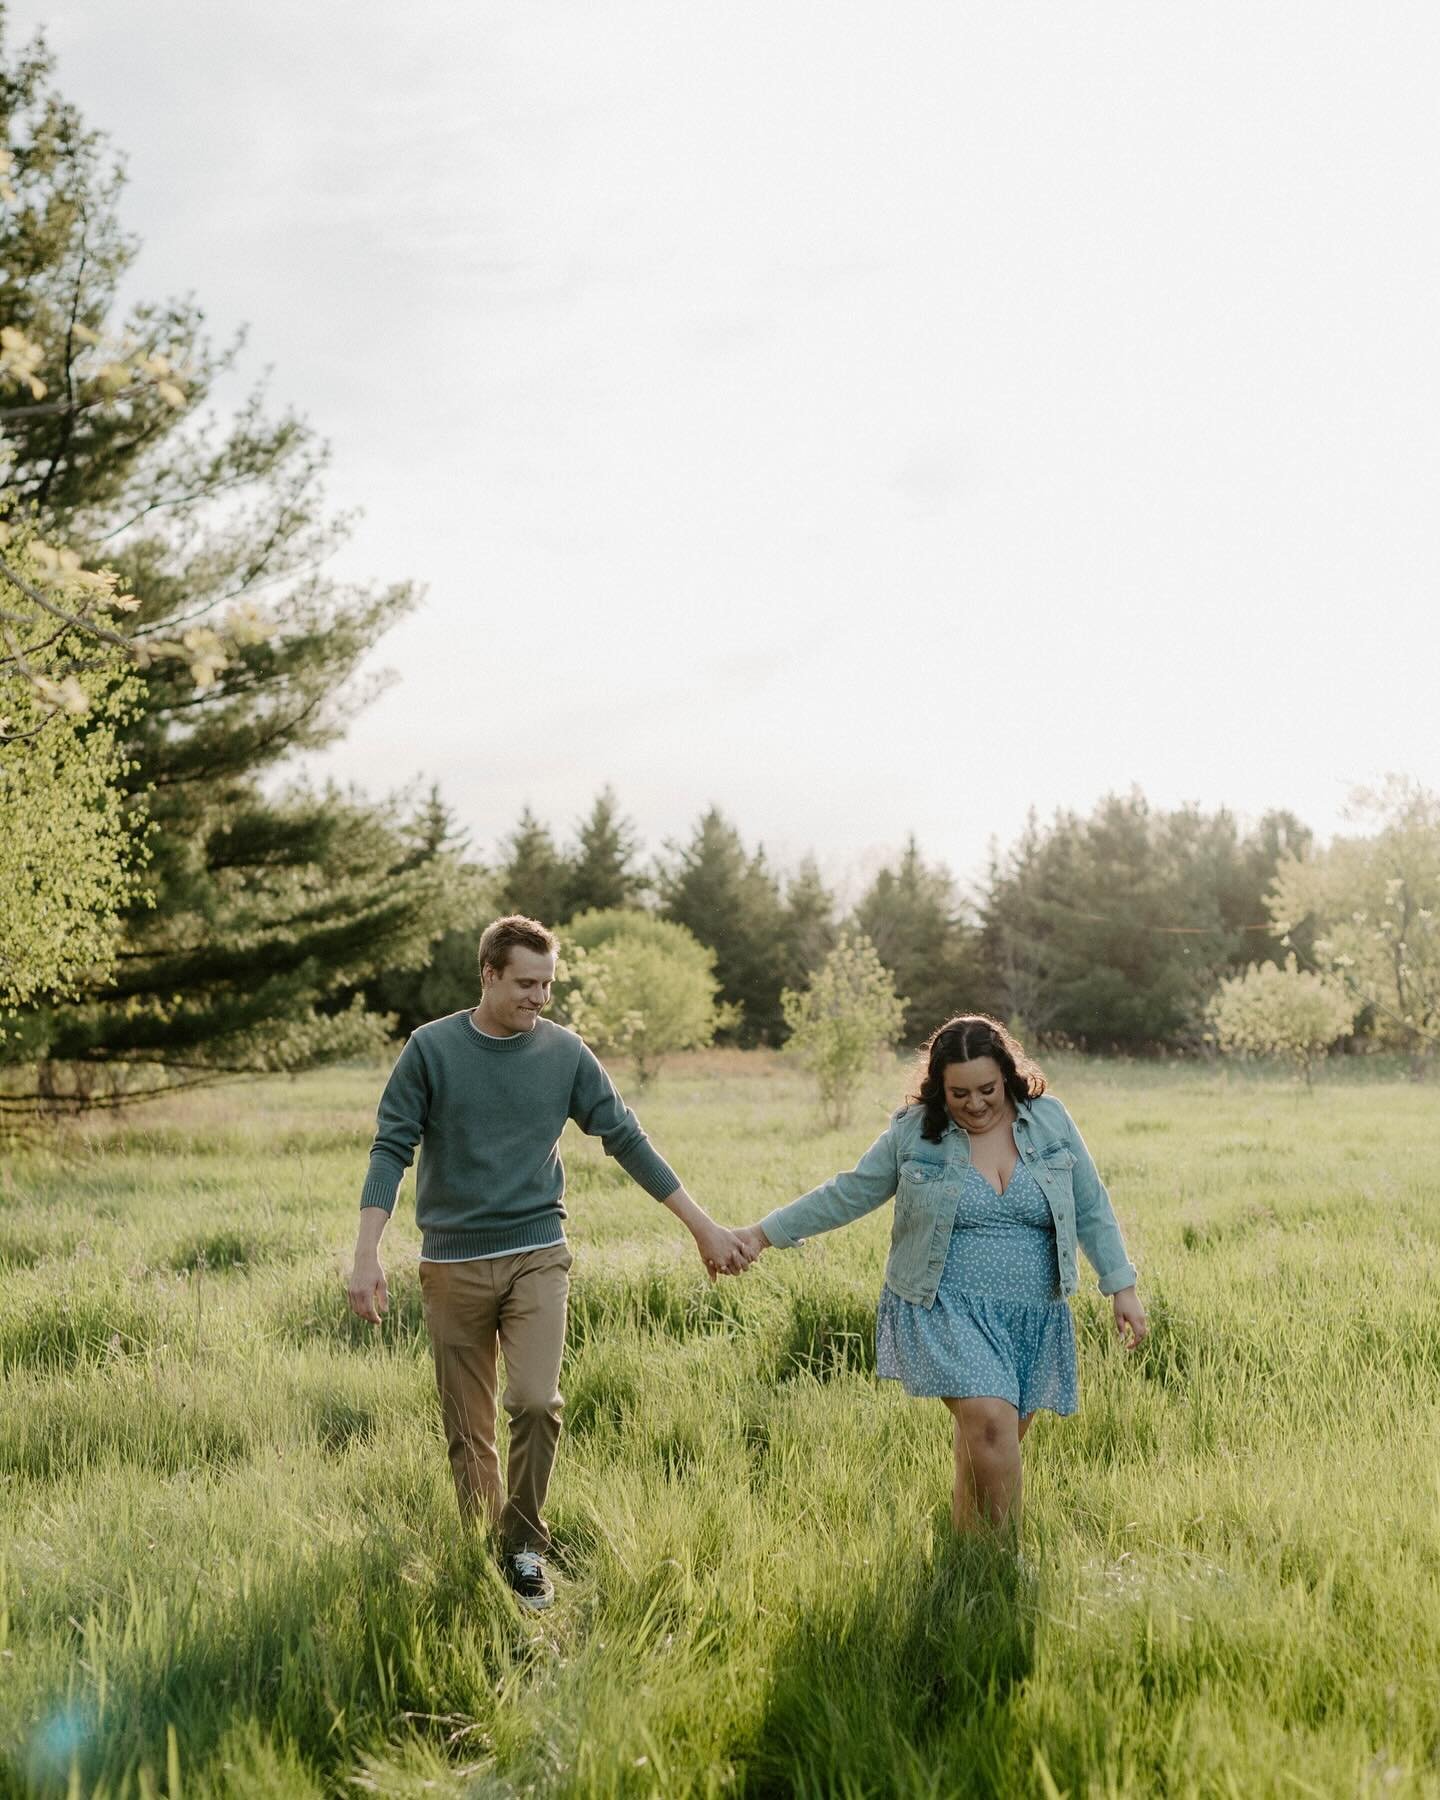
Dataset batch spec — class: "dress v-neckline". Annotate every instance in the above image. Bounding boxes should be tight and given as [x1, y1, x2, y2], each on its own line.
[971, 1159, 1020, 1201]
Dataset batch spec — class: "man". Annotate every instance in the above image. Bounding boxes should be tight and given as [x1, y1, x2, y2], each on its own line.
[347, 914, 751, 1610]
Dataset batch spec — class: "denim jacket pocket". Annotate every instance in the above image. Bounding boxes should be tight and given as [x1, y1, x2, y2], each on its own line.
[1033, 1143, 1076, 1210]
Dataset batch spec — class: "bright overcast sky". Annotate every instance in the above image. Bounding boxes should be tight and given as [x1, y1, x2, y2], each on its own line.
[19, 2, 1440, 894]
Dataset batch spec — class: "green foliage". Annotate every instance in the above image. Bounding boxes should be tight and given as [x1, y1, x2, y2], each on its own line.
[853, 833, 984, 1041]
[1269, 776, 1440, 1061]
[0, 536, 146, 1008]
[560, 909, 727, 1086]
[3, 784, 468, 1109]
[657, 806, 786, 1044]
[564, 785, 645, 915]
[983, 795, 1310, 1051]
[361, 787, 493, 1037]
[779, 853, 840, 982]
[0, 18, 454, 1109]
[3, 1058, 1439, 1796]
[493, 805, 570, 925]
[1206, 956, 1355, 1086]
[782, 931, 906, 1125]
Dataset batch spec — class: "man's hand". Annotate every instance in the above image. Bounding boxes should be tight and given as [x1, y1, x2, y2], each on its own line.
[1112, 1286, 1147, 1350]
[691, 1218, 755, 1281]
[347, 1253, 389, 1325]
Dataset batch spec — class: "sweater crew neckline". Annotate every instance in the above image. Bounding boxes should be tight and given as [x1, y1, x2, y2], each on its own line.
[463, 1012, 544, 1051]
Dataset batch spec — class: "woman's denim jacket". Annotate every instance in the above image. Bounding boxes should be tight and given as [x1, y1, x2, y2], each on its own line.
[758, 1094, 1138, 1308]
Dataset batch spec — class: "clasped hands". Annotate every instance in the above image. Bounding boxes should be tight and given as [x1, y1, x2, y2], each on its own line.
[693, 1220, 770, 1282]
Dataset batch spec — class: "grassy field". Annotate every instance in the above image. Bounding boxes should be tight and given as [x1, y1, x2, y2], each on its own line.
[1, 1050, 1438, 1798]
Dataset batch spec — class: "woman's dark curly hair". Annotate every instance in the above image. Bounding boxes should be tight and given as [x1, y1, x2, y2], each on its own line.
[907, 1013, 1047, 1143]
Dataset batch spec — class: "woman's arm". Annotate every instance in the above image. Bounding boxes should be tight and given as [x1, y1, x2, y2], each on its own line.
[1059, 1102, 1138, 1296]
[755, 1125, 901, 1249]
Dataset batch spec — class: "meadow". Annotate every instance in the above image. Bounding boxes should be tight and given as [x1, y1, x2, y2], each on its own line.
[1, 1050, 1438, 1799]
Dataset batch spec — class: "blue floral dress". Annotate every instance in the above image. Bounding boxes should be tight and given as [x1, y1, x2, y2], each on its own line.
[876, 1158, 1079, 1415]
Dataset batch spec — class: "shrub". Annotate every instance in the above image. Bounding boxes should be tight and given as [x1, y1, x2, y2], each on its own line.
[1206, 956, 1355, 1086]
[560, 910, 729, 1086]
[781, 931, 905, 1126]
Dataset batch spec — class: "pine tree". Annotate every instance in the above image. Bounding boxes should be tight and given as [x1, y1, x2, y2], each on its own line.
[853, 835, 983, 1041]
[362, 787, 492, 1038]
[657, 807, 785, 1044]
[565, 787, 643, 916]
[494, 807, 571, 925]
[0, 23, 459, 1109]
[780, 856, 839, 984]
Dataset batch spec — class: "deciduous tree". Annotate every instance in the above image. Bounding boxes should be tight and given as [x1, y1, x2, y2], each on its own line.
[1269, 777, 1440, 1064]
[559, 909, 727, 1086]
[1206, 957, 1354, 1086]
[782, 931, 905, 1126]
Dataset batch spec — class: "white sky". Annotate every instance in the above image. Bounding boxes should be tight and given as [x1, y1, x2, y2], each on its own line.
[19, 1, 1440, 896]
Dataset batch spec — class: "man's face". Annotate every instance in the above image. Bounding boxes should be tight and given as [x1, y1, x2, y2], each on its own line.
[481, 946, 557, 1033]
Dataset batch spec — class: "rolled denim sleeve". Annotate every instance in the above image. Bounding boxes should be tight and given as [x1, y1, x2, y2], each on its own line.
[1061, 1103, 1138, 1295]
[760, 1125, 900, 1249]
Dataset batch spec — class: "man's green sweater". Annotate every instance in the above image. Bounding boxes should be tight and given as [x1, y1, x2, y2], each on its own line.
[359, 1013, 680, 1260]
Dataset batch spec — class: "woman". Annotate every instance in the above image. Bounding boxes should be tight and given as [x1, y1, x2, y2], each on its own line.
[735, 1014, 1147, 1537]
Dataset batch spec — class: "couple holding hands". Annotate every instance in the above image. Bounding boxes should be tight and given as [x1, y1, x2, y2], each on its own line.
[347, 915, 1146, 1611]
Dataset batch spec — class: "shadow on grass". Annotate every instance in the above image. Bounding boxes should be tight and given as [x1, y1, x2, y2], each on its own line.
[773, 1285, 876, 1383]
[167, 1228, 294, 1273]
[14, 1531, 530, 1797]
[0, 1286, 182, 1374]
[741, 1532, 1038, 1800]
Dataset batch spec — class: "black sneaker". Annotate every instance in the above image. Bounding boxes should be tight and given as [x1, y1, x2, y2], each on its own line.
[505, 1550, 554, 1611]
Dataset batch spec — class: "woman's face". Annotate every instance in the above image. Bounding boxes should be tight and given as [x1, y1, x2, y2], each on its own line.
[941, 1055, 1010, 1132]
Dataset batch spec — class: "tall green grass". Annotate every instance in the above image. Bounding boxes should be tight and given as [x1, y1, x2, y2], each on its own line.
[1, 1054, 1437, 1796]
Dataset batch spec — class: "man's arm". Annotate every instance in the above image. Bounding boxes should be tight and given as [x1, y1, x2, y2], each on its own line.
[567, 1043, 681, 1197]
[659, 1184, 755, 1280]
[348, 1207, 390, 1324]
[348, 1038, 429, 1325]
[569, 1045, 752, 1278]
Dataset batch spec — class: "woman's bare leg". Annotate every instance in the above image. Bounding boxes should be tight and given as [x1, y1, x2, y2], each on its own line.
[945, 1396, 1024, 1536]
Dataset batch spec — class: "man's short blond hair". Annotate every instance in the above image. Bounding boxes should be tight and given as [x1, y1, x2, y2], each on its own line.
[477, 914, 559, 979]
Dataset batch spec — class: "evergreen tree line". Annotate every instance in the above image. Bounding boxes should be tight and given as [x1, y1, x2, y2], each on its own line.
[375, 787, 1317, 1055]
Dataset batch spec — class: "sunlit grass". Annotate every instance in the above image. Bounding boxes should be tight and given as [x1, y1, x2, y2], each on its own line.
[2, 1052, 1437, 1796]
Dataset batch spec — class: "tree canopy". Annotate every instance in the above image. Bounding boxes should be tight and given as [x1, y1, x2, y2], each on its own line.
[657, 807, 787, 1045]
[1269, 777, 1440, 1062]
[982, 795, 1309, 1051]
[0, 19, 459, 1110]
[854, 835, 983, 1042]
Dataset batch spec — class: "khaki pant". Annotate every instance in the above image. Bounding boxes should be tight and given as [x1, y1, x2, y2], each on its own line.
[418, 1242, 572, 1554]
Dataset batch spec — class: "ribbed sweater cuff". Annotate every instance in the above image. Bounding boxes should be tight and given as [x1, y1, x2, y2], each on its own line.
[359, 1161, 404, 1214]
[618, 1145, 682, 1202]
